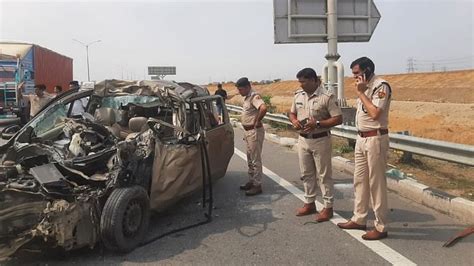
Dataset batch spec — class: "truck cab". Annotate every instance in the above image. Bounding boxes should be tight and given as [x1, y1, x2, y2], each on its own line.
[0, 68, 25, 126]
[0, 42, 74, 127]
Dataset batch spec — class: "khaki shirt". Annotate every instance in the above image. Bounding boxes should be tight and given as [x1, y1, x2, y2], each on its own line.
[290, 86, 342, 134]
[241, 89, 265, 126]
[355, 75, 392, 131]
[24, 94, 52, 117]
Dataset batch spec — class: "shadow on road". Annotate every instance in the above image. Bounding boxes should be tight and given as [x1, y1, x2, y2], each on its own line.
[388, 224, 474, 244]
[329, 208, 472, 245]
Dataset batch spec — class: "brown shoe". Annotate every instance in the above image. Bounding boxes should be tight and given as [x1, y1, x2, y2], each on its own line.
[362, 229, 388, 240]
[337, 220, 367, 230]
[239, 182, 253, 191]
[296, 202, 317, 216]
[245, 185, 262, 196]
[315, 207, 333, 222]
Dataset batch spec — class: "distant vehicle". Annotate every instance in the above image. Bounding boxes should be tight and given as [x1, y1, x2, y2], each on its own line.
[0, 42, 73, 126]
[259, 80, 273, 85]
[0, 79, 234, 258]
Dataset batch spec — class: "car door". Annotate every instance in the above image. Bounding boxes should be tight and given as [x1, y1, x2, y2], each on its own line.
[195, 96, 234, 181]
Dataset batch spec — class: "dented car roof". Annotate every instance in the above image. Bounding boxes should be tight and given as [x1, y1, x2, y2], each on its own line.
[91, 79, 210, 99]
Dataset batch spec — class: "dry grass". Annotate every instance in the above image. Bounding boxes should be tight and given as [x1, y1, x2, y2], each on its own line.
[332, 136, 474, 201]
[210, 69, 474, 103]
[209, 70, 474, 145]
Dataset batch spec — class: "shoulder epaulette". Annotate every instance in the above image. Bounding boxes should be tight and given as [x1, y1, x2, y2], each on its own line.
[372, 79, 392, 98]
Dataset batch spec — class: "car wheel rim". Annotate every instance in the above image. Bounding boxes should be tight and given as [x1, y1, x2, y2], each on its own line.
[123, 200, 142, 237]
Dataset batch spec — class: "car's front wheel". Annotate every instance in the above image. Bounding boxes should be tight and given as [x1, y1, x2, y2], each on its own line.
[100, 185, 150, 252]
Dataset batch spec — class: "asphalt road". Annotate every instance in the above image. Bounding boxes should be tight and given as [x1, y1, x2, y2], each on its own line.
[4, 128, 474, 265]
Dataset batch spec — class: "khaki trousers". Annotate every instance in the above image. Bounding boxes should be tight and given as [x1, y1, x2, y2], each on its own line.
[243, 127, 265, 185]
[297, 135, 334, 208]
[351, 134, 389, 232]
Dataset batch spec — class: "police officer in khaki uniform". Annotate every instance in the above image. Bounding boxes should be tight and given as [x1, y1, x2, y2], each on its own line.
[289, 68, 342, 222]
[236, 77, 268, 196]
[337, 57, 391, 241]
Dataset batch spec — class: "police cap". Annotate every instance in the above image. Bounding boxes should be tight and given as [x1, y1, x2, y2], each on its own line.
[235, 77, 250, 88]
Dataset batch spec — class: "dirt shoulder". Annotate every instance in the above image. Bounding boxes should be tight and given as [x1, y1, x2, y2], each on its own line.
[351, 100, 474, 145]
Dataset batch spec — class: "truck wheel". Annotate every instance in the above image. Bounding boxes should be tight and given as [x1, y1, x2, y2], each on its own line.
[100, 186, 150, 252]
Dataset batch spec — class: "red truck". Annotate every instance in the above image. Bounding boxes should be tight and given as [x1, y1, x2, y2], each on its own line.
[0, 42, 73, 125]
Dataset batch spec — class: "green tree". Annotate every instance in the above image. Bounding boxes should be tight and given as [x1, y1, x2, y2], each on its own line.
[262, 95, 276, 113]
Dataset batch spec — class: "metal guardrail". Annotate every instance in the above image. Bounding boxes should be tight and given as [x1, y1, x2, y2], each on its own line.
[226, 104, 474, 166]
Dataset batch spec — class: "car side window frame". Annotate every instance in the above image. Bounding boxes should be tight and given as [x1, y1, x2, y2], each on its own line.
[196, 97, 227, 130]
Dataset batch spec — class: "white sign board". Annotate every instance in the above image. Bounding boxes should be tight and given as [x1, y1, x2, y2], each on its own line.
[148, 66, 176, 76]
[81, 81, 95, 89]
[273, 0, 381, 43]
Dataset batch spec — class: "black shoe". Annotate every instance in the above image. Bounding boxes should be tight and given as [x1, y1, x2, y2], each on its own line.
[245, 185, 262, 196]
[240, 182, 253, 191]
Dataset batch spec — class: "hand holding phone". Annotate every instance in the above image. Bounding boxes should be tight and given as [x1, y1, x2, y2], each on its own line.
[302, 117, 317, 133]
[291, 118, 303, 129]
[299, 118, 309, 127]
[355, 69, 369, 94]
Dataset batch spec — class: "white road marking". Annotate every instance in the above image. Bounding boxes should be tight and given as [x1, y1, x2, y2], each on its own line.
[234, 148, 416, 266]
[334, 183, 355, 189]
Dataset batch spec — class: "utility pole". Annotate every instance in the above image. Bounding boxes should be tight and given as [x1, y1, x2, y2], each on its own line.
[407, 57, 415, 73]
[326, 0, 340, 98]
[72, 39, 101, 81]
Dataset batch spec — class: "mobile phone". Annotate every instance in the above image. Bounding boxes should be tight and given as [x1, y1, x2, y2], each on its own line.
[363, 67, 372, 80]
[299, 118, 309, 126]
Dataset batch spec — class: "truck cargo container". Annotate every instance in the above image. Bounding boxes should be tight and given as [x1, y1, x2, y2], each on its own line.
[0, 42, 73, 125]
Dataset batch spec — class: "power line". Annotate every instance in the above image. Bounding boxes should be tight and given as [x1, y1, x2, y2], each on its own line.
[407, 56, 473, 73]
[413, 55, 474, 63]
[414, 60, 472, 65]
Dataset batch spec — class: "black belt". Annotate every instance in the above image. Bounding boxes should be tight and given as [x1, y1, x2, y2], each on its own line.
[358, 129, 388, 138]
[299, 131, 330, 139]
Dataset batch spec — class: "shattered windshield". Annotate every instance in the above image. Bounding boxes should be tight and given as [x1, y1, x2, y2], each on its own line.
[100, 95, 161, 109]
[31, 103, 70, 136]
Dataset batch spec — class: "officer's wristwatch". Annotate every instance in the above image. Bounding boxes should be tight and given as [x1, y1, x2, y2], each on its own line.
[316, 120, 321, 128]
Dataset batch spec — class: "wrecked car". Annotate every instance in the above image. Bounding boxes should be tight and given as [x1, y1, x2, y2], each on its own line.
[0, 79, 234, 258]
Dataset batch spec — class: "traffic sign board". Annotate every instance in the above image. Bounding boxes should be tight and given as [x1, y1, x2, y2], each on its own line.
[273, 0, 381, 43]
[148, 66, 176, 76]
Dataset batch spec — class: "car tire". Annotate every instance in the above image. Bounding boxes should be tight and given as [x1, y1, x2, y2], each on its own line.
[100, 185, 150, 252]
